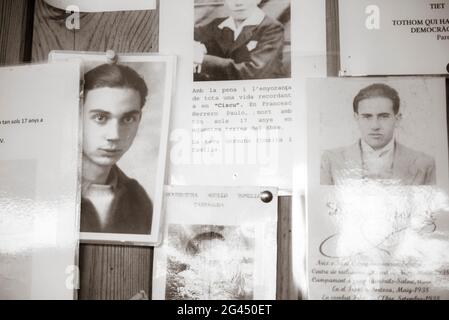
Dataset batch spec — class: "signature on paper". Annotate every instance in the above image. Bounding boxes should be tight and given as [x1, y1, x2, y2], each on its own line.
[319, 206, 437, 259]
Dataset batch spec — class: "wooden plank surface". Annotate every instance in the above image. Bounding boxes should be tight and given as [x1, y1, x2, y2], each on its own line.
[31, 0, 294, 300]
[276, 196, 295, 300]
[78, 244, 153, 300]
[32, 0, 74, 62]
[326, 0, 340, 76]
[74, 9, 158, 53]
[0, 0, 34, 65]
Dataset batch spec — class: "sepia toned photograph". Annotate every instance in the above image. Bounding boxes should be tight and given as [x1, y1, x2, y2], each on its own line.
[311, 78, 449, 187]
[193, 0, 291, 81]
[165, 224, 255, 300]
[50, 52, 175, 245]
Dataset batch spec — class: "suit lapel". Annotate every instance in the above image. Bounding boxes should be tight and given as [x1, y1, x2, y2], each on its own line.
[344, 141, 364, 179]
[216, 27, 235, 55]
[392, 142, 412, 182]
[230, 25, 257, 53]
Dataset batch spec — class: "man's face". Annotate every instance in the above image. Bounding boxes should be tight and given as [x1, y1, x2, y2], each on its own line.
[83, 87, 142, 168]
[225, 0, 262, 21]
[355, 96, 399, 150]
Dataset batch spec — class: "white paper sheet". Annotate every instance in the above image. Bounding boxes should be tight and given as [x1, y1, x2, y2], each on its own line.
[0, 62, 81, 299]
[44, 0, 156, 12]
[306, 77, 449, 300]
[153, 186, 278, 300]
[338, 0, 449, 76]
[160, 0, 326, 193]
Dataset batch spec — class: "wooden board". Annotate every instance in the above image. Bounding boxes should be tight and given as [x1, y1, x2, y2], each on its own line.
[29, 0, 296, 300]
[32, 0, 74, 62]
[0, 0, 34, 65]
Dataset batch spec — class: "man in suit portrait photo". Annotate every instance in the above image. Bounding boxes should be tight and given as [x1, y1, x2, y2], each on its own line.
[193, 0, 290, 81]
[321, 83, 436, 185]
[81, 63, 153, 234]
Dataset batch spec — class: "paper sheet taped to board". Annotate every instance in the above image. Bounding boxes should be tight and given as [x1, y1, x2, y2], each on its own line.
[0, 61, 81, 299]
[339, 0, 449, 75]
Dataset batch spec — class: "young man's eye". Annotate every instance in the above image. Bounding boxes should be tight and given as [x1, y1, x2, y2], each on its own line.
[122, 116, 137, 124]
[93, 114, 108, 123]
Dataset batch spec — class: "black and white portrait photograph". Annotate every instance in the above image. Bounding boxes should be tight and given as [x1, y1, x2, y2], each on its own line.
[50, 52, 175, 245]
[307, 78, 449, 187]
[193, 0, 291, 81]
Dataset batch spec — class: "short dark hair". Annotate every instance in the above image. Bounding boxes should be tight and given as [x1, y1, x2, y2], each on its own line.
[353, 83, 400, 115]
[84, 64, 148, 108]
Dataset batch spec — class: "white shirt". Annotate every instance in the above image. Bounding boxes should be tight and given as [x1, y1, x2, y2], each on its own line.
[218, 7, 266, 40]
[82, 168, 118, 229]
[361, 138, 395, 179]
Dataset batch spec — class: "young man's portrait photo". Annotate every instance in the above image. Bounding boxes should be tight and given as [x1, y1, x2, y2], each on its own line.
[49, 52, 174, 244]
[193, 0, 291, 82]
[81, 63, 153, 234]
[315, 79, 449, 187]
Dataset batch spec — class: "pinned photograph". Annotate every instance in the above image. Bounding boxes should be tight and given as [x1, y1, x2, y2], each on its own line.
[165, 224, 255, 300]
[306, 77, 449, 300]
[193, 0, 291, 81]
[152, 186, 278, 300]
[50, 51, 175, 245]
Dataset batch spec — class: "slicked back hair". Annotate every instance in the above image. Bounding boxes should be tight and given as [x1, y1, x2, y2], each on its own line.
[353, 83, 400, 115]
[84, 64, 148, 109]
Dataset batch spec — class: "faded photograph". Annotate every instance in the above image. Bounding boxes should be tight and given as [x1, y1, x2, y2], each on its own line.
[321, 83, 436, 186]
[165, 224, 255, 300]
[193, 0, 291, 81]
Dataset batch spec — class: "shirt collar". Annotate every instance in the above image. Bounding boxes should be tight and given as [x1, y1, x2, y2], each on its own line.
[104, 165, 119, 191]
[361, 138, 395, 156]
[218, 7, 266, 40]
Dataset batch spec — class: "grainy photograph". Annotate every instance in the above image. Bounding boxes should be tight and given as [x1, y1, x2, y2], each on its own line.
[165, 224, 255, 300]
[50, 52, 175, 244]
[312, 78, 449, 187]
[193, 0, 291, 81]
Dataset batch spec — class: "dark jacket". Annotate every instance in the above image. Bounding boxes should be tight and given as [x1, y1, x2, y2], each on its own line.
[81, 166, 153, 234]
[194, 15, 286, 81]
